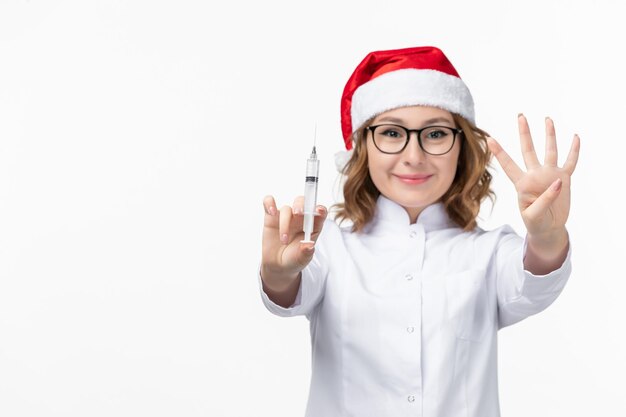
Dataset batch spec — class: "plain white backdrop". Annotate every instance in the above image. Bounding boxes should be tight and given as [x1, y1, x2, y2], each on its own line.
[0, 0, 624, 416]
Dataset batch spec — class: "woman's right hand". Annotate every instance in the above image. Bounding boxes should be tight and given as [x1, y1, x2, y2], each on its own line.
[261, 195, 328, 291]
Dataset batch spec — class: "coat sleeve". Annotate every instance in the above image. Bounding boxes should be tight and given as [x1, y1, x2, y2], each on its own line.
[257, 220, 332, 318]
[494, 227, 573, 329]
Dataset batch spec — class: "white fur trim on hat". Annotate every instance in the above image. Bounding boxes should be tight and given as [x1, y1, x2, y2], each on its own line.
[351, 68, 475, 133]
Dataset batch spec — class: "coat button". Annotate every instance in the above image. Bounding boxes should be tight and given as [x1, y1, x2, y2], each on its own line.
[409, 231, 417, 238]
[405, 274, 413, 281]
[407, 326, 414, 333]
[408, 395, 415, 402]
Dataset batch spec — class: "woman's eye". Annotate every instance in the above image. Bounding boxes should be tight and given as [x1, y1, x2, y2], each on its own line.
[382, 129, 402, 138]
[425, 129, 448, 139]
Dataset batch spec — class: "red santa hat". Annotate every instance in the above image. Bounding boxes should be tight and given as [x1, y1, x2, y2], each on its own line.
[335, 46, 475, 170]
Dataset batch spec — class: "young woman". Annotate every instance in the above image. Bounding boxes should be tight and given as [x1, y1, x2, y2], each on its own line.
[259, 46, 579, 417]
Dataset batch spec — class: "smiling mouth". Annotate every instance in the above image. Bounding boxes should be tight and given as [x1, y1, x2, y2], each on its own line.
[394, 174, 432, 184]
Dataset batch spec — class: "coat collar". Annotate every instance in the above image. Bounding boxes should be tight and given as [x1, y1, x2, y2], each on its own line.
[368, 195, 455, 234]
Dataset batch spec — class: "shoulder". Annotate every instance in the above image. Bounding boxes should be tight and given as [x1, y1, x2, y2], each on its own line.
[320, 215, 357, 237]
[316, 215, 371, 251]
[314, 217, 347, 252]
[448, 223, 522, 250]
[434, 224, 523, 270]
[319, 217, 344, 236]
[467, 224, 525, 258]
[472, 224, 519, 239]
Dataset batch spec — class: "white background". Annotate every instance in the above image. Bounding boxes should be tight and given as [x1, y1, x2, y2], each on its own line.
[0, 0, 624, 416]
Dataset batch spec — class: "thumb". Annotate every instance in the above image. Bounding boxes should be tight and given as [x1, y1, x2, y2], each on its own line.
[524, 178, 562, 220]
[295, 241, 316, 268]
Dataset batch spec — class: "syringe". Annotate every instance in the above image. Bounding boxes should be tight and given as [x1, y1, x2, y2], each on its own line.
[302, 143, 320, 243]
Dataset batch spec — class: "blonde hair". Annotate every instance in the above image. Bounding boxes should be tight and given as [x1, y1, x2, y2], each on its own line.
[333, 113, 494, 232]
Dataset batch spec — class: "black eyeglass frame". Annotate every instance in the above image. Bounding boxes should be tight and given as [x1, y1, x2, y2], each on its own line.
[366, 124, 463, 155]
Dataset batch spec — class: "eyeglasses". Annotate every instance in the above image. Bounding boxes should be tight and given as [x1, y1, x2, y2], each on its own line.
[367, 124, 462, 155]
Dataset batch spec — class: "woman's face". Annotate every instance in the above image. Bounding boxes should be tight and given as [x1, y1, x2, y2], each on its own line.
[366, 105, 461, 223]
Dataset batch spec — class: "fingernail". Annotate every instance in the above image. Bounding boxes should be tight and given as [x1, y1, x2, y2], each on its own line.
[518, 113, 524, 118]
[269, 206, 277, 216]
[304, 245, 315, 254]
[280, 233, 288, 244]
[551, 178, 562, 191]
[293, 207, 303, 215]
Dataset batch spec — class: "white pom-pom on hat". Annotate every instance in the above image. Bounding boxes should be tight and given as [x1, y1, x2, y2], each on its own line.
[334, 149, 354, 173]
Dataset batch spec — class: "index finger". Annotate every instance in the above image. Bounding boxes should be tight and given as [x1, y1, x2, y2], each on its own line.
[487, 137, 524, 184]
[263, 195, 278, 227]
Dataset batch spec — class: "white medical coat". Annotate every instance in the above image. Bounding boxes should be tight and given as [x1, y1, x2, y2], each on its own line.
[259, 195, 572, 417]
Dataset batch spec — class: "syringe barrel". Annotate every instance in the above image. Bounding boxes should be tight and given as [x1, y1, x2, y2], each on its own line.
[302, 157, 319, 241]
[303, 159, 320, 216]
[305, 158, 320, 178]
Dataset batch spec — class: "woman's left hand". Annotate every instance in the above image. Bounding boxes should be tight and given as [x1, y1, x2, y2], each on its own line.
[487, 114, 580, 239]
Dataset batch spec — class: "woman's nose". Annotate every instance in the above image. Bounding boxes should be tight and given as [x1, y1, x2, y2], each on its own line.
[402, 133, 427, 165]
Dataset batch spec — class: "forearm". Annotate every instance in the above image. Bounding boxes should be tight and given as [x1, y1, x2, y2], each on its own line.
[523, 227, 569, 275]
[260, 267, 302, 308]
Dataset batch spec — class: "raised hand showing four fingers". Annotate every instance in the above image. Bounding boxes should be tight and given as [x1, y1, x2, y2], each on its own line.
[487, 114, 580, 238]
